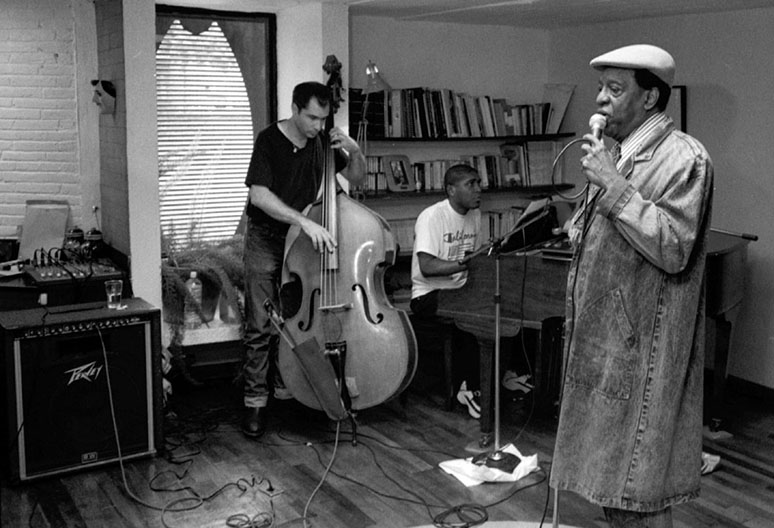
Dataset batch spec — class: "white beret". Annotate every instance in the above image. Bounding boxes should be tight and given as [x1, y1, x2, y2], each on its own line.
[590, 44, 675, 86]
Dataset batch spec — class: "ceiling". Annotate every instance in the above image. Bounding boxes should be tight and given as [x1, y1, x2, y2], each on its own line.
[338, 0, 772, 29]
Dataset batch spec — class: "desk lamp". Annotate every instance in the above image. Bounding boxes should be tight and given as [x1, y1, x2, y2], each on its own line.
[356, 61, 391, 157]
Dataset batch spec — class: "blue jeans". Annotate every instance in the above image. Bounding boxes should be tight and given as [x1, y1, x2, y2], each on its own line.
[242, 221, 285, 409]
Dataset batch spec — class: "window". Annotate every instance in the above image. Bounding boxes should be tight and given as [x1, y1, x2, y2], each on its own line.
[155, 8, 275, 250]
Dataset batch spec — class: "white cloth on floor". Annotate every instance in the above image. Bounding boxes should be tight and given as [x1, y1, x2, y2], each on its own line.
[701, 451, 720, 475]
[439, 443, 539, 487]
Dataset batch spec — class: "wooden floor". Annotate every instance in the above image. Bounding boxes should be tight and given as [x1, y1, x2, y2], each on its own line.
[2, 371, 774, 528]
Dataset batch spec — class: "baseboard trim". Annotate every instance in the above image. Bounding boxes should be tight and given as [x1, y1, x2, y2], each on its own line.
[726, 374, 774, 405]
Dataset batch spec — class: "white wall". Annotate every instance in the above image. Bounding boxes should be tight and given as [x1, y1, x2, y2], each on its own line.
[350, 16, 549, 103]
[548, 7, 774, 390]
[124, 0, 162, 307]
[276, 2, 351, 130]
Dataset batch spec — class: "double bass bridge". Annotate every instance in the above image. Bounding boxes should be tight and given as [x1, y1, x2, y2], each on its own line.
[318, 302, 352, 313]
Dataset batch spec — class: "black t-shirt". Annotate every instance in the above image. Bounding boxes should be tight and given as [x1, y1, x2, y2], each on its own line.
[244, 122, 347, 235]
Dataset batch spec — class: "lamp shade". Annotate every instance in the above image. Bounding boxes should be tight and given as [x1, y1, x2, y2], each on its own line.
[364, 60, 391, 94]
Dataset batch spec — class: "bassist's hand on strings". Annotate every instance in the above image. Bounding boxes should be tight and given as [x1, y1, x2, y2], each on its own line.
[299, 216, 336, 253]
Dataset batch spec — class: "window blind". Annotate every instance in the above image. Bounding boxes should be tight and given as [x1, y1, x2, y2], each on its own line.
[156, 20, 253, 249]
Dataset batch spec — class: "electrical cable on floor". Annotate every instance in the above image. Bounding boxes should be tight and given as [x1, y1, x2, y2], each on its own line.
[302, 419, 342, 528]
[299, 429, 447, 511]
[297, 421, 547, 527]
[275, 422, 459, 460]
[95, 328, 275, 528]
[432, 503, 488, 528]
[93, 340, 552, 528]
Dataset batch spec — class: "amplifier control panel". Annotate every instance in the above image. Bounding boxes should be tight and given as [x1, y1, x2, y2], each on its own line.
[17, 315, 145, 340]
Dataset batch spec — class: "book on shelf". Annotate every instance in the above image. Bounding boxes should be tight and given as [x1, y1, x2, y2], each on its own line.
[440, 89, 455, 137]
[478, 95, 496, 137]
[491, 98, 508, 137]
[520, 141, 561, 187]
[389, 89, 403, 137]
[452, 92, 470, 137]
[485, 207, 524, 241]
[543, 83, 575, 134]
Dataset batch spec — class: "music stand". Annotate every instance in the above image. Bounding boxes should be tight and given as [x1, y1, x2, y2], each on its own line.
[462, 208, 552, 470]
[462, 207, 574, 528]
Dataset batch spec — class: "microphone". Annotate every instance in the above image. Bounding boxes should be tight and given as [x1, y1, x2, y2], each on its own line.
[589, 113, 607, 139]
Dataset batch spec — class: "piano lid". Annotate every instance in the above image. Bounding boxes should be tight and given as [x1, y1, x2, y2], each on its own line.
[706, 228, 756, 317]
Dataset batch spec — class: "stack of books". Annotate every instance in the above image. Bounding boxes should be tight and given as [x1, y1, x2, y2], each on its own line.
[348, 84, 574, 139]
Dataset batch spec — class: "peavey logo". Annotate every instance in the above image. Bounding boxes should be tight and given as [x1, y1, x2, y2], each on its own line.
[65, 361, 104, 386]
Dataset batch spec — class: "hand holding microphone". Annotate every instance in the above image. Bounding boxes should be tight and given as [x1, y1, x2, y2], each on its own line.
[589, 113, 607, 140]
[581, 113, 619, 189]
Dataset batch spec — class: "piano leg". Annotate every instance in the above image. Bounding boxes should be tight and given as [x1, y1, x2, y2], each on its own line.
[477, 318, 565, 447]
[535, 316, 564, 416]
[706, 310, 736, 435]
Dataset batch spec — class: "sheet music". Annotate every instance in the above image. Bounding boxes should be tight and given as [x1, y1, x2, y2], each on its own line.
[514, 198, 550, 228]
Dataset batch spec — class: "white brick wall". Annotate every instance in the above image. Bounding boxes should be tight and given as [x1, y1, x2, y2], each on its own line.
[0, 0, 87, 240]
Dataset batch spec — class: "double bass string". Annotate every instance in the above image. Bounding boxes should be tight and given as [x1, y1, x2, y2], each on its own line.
[320, 140, 339, 312]
[319, 142, 328, 311]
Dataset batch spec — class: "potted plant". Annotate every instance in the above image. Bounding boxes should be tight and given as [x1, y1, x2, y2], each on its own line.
[161, 234, 244, 342]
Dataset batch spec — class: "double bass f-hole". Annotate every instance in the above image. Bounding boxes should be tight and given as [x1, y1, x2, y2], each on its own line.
[352, 283, 384, 324]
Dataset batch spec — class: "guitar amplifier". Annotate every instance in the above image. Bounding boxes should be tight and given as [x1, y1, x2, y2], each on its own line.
[0, 298, 162, 482]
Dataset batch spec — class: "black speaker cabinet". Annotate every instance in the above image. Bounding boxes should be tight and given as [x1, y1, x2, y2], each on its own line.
[0, 298, 162, 482]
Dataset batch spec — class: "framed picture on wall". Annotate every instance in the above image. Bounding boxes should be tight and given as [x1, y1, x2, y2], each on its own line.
[384, 155, 414, 192]
[668, 85, 686, 132]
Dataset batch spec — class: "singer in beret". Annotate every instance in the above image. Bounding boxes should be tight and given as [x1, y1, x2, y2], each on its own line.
[550, 45, 714, 528]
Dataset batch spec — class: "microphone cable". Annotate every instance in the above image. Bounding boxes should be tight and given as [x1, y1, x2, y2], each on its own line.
[550, 137, 591, 202]
[550, 113, 607, 202]
[536, 124, 606, 526]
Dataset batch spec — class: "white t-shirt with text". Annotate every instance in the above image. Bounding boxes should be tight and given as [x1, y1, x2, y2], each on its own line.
[411, 199, 481, 300]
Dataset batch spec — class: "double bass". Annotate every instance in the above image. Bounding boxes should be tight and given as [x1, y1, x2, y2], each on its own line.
[277, 56, 417, 417]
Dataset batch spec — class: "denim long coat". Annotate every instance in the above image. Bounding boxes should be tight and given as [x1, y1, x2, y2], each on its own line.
[550, 117, 714, 512]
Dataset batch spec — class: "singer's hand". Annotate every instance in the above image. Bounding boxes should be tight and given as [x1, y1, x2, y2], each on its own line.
[580, 133, 618, 190]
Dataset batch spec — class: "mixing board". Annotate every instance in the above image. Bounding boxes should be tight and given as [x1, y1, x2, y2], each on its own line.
[24, 259, 123, 285]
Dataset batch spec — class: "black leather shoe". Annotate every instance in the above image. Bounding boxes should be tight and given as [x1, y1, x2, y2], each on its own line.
[241, 407, 267, 438]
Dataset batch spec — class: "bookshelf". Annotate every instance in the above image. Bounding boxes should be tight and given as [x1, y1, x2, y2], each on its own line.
[349, 87, 577, 255]
[361, 133, 574, 193]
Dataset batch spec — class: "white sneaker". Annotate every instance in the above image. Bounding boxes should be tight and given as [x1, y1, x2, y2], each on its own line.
[456, 382, 481, 419]
[502, 370, 533, 394]
[701, 452, 720, 475]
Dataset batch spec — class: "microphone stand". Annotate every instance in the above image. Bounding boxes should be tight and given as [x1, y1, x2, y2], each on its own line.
[466, 209, 552, 471]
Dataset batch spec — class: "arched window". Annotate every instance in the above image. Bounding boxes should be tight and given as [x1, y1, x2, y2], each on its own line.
[155, 9, 275, 251]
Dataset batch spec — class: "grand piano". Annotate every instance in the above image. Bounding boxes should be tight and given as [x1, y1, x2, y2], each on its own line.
[438, 229, 754, 441]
